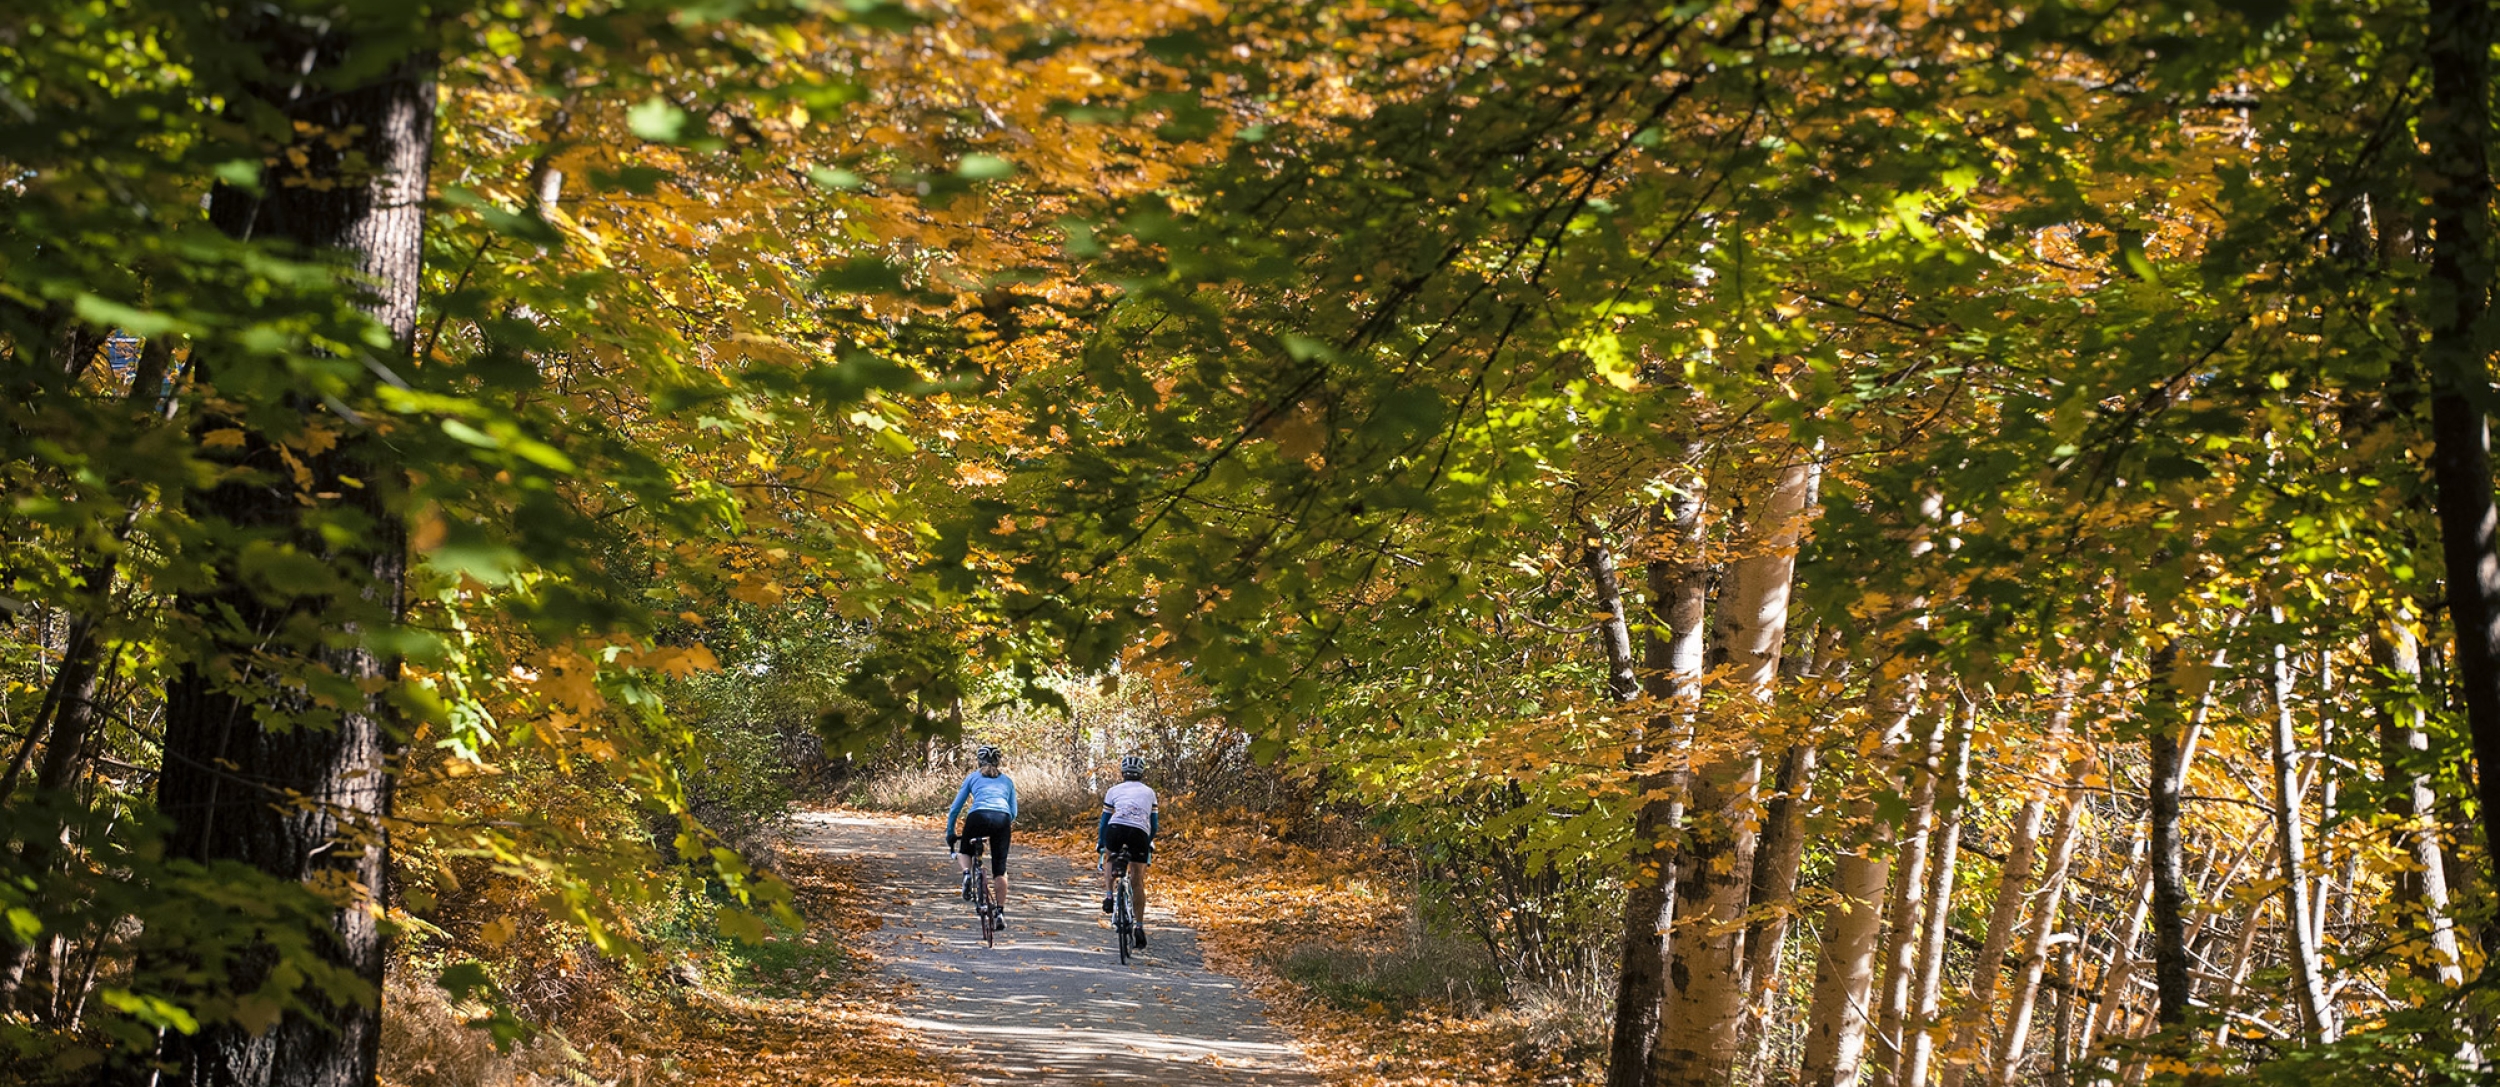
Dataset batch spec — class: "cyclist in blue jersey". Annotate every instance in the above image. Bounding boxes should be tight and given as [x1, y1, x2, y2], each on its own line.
[945, 744, 1019, 928]
[1097, 754, 1158, 949]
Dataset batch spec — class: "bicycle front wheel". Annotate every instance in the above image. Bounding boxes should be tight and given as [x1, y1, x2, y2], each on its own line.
[978, 876, 995, 947]
[1114, 885, 1131, 965]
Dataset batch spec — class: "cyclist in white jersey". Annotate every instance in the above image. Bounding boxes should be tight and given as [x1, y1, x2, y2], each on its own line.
[1097, 754, 1158, 949]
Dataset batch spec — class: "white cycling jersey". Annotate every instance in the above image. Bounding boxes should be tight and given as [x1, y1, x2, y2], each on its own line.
[1103, 780, 1157, 832]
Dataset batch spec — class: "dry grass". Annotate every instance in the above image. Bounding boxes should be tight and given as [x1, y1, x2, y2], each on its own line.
[381, 971, 621, 1087]
[1276, 939, 1501, 1017]
[1505, 976, 1615, 1071]
[847, 758, 1105, 829]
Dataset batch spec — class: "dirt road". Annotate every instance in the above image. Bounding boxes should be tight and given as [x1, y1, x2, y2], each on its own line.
[791, 810, 1317, 1085]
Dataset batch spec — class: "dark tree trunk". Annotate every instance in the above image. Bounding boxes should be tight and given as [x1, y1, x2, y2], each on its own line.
[1581, 512, 1643, 704]
[140, 11, 435, 1087]
[2422, 0, 2500, 876]
[32, 338, 178, 799]
[1741, 741, 1814, 998]
[2145, 644, 2193, 1027]
[0, 334, 177, 807]
[1606, 489, 1710, 1087]
[0, 338, 181, 1006]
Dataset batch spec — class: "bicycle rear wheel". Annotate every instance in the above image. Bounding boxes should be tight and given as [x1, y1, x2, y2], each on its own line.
[1113, 866, 1132, 965]
[978, 873, 995, 947]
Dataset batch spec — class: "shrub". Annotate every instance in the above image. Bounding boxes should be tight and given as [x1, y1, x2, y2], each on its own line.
[1273, 936, 1500, 1019]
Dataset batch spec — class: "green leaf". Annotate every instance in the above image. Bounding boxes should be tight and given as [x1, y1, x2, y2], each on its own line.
[815, 257, 908, 294]
[809, 166, 866, 191]
[437, 961, 495, 1002]
[628, 98, 690, 143]
[955, 154, 1014, 181]
[442, 420, 499, 449]
[212, 159, 264, 193]
[73, 295, 180, 338]
[100, 990, 198, 1035]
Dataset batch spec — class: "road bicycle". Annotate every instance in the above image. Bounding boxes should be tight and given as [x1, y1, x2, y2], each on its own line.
[960, 839, 998, 948]
[1104, 846, 1143, 964]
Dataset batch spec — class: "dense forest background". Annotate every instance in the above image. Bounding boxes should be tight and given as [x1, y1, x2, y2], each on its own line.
[7, 0, 2500, 1084]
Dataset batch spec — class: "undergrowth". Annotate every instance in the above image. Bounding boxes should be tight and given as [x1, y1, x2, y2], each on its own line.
[1275, 937, 1501, 1018]
[848, 756, 1105, 829]
[380, 846, 938, 1087]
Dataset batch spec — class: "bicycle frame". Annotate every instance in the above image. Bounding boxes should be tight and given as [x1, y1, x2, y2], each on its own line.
[964, 839, 996, 947]
[1107, 848, 1141, 964]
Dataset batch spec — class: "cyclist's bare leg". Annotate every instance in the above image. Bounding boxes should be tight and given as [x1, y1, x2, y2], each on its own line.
[1129, 862, 1148, 927]
[993, 872, 1010, 910]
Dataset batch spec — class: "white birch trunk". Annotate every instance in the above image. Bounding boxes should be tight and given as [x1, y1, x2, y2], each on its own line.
[2078, 836, 2150, 1063]
[1937, 686, 2074, 1087]
[2271, 632, 2338, 1042]
[1800, 491, 1939, 1087]
[1651, 455, 1816, 1087]
[1990, 765, 2091, 1087]
[2380, 622, 2468, 988]
[1903, 702, 1974, 1087]
[1800, 702, 1912, 1087]
[1872, 712, 1944, 1085]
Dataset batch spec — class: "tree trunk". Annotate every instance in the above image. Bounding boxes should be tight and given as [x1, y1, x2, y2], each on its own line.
[1990, 764, 2091, 1087]
[1902, 703, 1974, 1087]
[2138, 632, 2230, 1041]
[1582, 512, 1644, 704]
[1607, 486, 1711, 1087]
[2146, 644, 2194, 1029]
[1740, 740, 1816, 1055]
[1871, 711, 1943, 1086]
[1801, 492, 1940, 1087]
[2078, 834, 2150, 1064]
[2210, 890, 2274, 1047]
[2270, 635, 2337, 1043]
[140, 12, 434, 1087]
[1651, 455, 1815, 1087]
[2310, 651, 2342, 955]
[2422, 0, 2500, 888]
[1937, 685, 2074, 1087]
[0, 334, 179, 807]
[1800, 702, 1913, 1087]
[2048, 936, 2078, 1087]
[2376, 623, 2467, 986]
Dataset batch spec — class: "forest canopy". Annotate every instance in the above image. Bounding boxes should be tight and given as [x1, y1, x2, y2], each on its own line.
[6, 0, 2500, 1085]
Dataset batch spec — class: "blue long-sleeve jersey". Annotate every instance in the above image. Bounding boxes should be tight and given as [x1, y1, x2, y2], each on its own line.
[946, 771, 1018, 835]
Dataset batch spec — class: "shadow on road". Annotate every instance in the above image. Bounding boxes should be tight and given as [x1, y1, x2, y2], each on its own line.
[794, 811, 1317, 1086]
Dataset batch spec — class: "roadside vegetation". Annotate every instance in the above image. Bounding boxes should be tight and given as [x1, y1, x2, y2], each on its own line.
[10, 1, 2500, 1085]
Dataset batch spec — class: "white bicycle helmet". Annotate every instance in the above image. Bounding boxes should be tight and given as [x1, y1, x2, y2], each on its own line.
[1119, 754, 1145, 779]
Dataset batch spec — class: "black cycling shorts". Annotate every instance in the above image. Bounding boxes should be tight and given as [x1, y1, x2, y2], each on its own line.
[956, 810, 1012, 876]
[1101, 823, 1154, 864]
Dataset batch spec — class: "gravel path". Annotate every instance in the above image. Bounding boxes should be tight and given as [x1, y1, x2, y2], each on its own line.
[791, 810, 1317, 1085]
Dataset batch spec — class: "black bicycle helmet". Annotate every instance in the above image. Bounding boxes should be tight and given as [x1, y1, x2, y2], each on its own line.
[976, 744, 1003, 766]
[1119, 754, 1145, 779]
